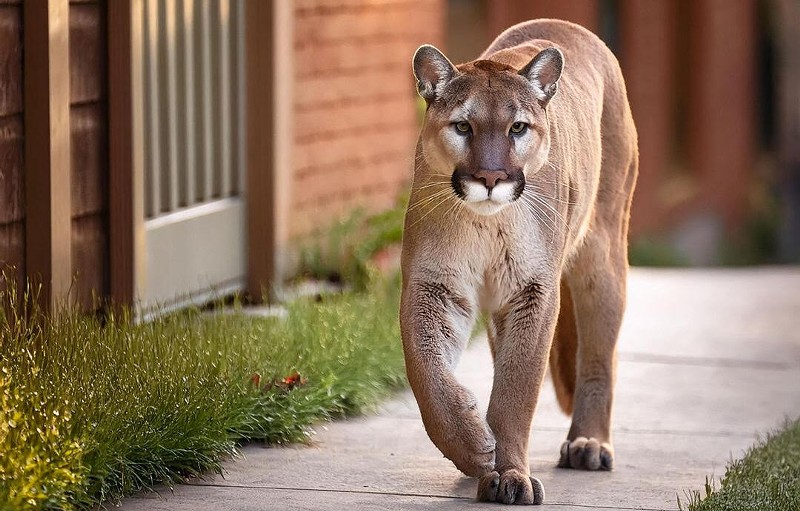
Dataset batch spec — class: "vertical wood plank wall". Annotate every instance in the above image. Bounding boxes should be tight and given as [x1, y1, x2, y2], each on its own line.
[70, 0, 109, 310]
[2, 0, 252, 310]
[268, 1, 293, 288]
[0, 0, 111, 310]
[0, 0, 25, 296]
[24, 0, 73, 311]
[108, 0, 145, 307]
[245, 0, 277, 302]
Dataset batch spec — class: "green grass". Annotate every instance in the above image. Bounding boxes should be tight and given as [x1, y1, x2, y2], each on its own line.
[0, 274, 405, 510]
[679, 418, 800, 511]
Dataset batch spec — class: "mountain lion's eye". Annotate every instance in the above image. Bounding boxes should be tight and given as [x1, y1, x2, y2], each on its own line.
[509, 122, 528, 136]
[454, 121, 472, 135]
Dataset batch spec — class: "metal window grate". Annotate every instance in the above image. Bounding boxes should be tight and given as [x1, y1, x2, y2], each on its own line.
[141, 0, 245, 219]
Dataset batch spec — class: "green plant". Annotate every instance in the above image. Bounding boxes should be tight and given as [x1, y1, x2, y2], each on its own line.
[719, 205, 781, 266]
[678, 417, 800, 511]
[297, 195, 407, 289]
[0, 367, 87, 510]
[0, 273, 405, 510]
[628, 236, 690, 267]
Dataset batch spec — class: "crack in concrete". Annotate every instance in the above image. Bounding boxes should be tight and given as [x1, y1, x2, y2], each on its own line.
[617, 351, 799, 371]
[178, 482, 669, 510]
[364, 415, 761, 438]
[530, 425, 758, 439]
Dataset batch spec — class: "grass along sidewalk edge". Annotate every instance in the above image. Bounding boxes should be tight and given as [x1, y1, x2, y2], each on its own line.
[679, 417, 800, 511]
[0, 274, 405, 510]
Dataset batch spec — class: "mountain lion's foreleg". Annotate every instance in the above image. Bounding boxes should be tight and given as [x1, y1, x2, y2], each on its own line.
[559, 232, 626, 470]
[400, 279, 496, 478]
[477, 281, 558, 505]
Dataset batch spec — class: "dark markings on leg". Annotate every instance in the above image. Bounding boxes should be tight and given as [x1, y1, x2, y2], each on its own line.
[503, 248, 514, 267]
[415, 281, 472, 318]
[509, 280, 544, 312]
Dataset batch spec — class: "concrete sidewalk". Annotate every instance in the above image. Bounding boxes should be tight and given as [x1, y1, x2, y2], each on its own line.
[119, 268, 800, 511]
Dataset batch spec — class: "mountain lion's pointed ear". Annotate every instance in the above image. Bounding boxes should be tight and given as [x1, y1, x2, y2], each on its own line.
[519, 47, 564, 107]
[413, 45, 456, 103]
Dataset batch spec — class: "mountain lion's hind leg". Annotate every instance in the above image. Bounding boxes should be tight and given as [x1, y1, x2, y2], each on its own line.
[400, 280, 496, 478]
[559, 232, 626, 471]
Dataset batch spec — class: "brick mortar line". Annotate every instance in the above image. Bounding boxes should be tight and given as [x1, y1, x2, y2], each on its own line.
[295, 33, 438, 50]
[294, 150, 409, 178]
[296, 2, 438, 18]
[295, 61, 409, 80]
[295, 124, 416, 145]
[295, 93, 414, 112]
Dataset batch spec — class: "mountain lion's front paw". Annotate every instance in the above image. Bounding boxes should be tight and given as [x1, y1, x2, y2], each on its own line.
[476, 469, 545, 505]
[557, 437, 614, 470]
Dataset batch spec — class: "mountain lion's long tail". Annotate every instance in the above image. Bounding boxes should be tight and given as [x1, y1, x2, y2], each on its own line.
[550, 280, 577, 415]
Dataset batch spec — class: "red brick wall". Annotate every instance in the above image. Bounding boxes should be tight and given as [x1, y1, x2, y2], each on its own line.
[619, 0, 676, 237]
[487, 0, 599, 37]
[290, 0, 444, 239]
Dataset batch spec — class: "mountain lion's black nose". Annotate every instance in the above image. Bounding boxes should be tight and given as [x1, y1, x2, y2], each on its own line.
[473, 169, 509, 190]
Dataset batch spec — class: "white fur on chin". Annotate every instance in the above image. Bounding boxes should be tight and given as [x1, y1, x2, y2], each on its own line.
[462, 181, 516, 216]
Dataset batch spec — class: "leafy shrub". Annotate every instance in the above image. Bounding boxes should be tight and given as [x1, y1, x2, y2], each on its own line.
[297, 197, 406, 289]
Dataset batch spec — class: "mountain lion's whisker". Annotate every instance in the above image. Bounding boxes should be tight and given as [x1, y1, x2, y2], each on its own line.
[408, 192, 457, 229]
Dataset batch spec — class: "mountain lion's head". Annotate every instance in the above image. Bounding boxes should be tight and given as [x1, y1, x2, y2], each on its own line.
[413, 45, 564, 216]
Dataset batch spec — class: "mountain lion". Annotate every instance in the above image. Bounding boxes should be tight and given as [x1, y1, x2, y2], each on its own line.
[400, 19, 638, 505]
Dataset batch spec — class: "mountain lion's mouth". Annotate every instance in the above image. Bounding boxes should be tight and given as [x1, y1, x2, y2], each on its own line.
[453, 179, 524, 210]
[462, 185, 519, 217]
[451, 168, 525, 206]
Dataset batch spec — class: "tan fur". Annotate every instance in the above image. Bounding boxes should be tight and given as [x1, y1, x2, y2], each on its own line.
[550, 280, 577, 415]
[401, 19, 637, 505]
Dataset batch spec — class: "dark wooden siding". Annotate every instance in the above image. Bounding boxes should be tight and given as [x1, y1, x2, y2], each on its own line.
[70, 0, 108, 309]
[0, 1, 109, 307]
[0, 0, 24, 294]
